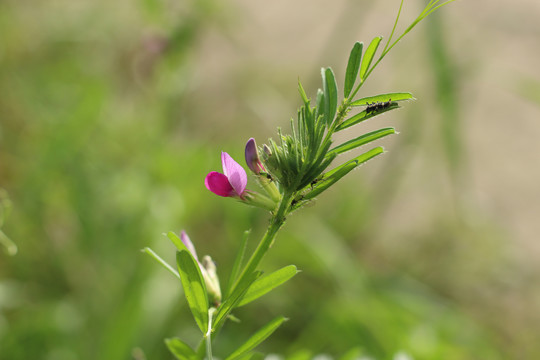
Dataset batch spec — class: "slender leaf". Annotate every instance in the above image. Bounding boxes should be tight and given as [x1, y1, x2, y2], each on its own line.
[226, 230, 250, 298]
[303, 147, 384, 200]
[236, 265, 299, 307]
[324, 146, 384, 179]
[315, 88, 325, 118]
[336, 103, 400, 131]
[176, 250, 209, 334]
[322, 67, 338, 126]
[359, 36, 382, 81]
[344, 42, 363, 98]
[165, 338, 199, 360]
[298, 80, 309, 105]
[213, 271, 262, 331]
[328, 128, 396, 157]
[350, 92, 413, 107]
[224, 316, 288, 360]
[167, 231, 190, 252]
[142, 247, 180, 280]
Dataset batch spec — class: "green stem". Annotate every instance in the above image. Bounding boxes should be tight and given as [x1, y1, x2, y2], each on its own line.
[205, 308, 216, 360]
[231, 191, 293, 293]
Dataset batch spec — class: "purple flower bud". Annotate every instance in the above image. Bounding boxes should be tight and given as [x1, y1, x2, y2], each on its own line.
[245, 138, 266, 174]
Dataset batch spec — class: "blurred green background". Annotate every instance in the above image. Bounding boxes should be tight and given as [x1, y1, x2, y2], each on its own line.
[2, 0, 540, 359]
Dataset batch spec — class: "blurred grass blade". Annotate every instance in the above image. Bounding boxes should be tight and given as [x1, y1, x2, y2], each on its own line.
[0, 231, 17, 256]
[226, 230, 250, 298]
[224, 316, 287, 360]
[322, 67, 338, 126]
[328, 128, 396, 157]
[213, 271, 262, 331]
[142, 247, 180, 280]
[339, 347, 363, 360]
[176, 250, 209, 334]
[336, 103, 400, 131]
[304, 147, 384, 200]
[236, 265, 299, 307]
[344, 42, 363, 98]
[288, 350, 313, 360]
[239, 353, 265, 360]
[350, 92, 413, 106]
[165, 338, 199, 360]
[359, 36, 382, 81]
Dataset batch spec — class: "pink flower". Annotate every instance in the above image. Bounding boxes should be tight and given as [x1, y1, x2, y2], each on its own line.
[205, 152, 248, 198]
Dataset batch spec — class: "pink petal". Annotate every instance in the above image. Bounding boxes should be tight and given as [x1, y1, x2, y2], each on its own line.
[205, 171, 236, 197]
[180, 230, 198, 261]
[221, 152, 247, 196]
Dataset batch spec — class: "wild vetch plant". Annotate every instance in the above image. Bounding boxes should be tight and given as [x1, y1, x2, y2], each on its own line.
[144, 1, 455, 358]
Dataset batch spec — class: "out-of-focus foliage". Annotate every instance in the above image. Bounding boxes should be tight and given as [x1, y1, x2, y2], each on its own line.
[1, 0, 540, 359]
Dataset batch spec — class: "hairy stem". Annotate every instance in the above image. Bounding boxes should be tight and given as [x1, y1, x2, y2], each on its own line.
[231, 191, 293, 293]
[205, 308, 216, 360]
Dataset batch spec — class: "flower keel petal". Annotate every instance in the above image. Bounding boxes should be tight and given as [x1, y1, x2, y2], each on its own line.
[205, 171, 236, 197]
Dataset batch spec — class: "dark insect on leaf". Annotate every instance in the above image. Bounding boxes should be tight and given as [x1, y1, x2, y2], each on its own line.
[365, 99, 392, 114]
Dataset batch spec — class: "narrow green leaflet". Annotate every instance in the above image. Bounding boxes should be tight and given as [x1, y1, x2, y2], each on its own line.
[225, 230, 250, 298]
[176, 250, 209, 334]
[165, 338, 199, 360]
[336, 103, 400, 131]
[315, 88, 325, 118]
[224, 316, 288, 360]
[324, 146, 384, 179]
[322, 67, 338, 126]
[350, 92, 413, 106]
[213, 271, 262, 331]
[142, 247, 181, 280]
[303, 147, 384, 200]
[344, 42, 363, 98]
[298, 80, 309, 105]
[236, 265, 299, 307]
[359, 36, 382, 81]
[327, 128, 396, 157]
[167, 231, 189, 252]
